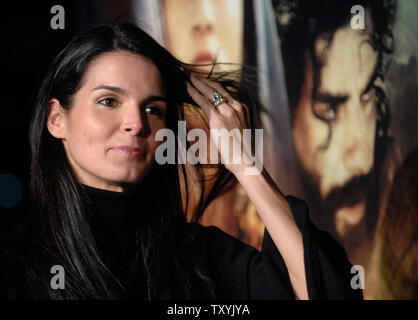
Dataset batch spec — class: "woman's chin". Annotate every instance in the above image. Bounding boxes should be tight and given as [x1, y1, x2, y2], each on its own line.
[107, 164, 150, 182]
[112, 174, 145, 186]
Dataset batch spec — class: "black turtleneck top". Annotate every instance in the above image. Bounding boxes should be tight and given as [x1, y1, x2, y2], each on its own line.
[0, 184, 363, 300]
[82, 184, 149, 299]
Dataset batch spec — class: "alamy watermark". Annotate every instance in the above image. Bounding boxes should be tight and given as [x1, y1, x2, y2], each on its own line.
[50, 5, 65, 30]
[351, 5, 365, 29]
[350, 265, 365, 290]
[50, 265, 65, 290]
[155, 121, 264, 175]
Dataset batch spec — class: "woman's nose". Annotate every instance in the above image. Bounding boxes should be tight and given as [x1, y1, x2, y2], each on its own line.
[192, 21, 214, 37]
[191, 0, 215, 38]
[121, 107, 147, 136]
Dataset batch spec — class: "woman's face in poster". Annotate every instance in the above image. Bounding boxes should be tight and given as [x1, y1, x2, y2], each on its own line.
[47, 51, 167, 192]
[162, 0, 243, 72]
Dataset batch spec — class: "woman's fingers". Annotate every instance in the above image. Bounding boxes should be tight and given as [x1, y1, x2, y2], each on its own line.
[186, 81, 217, 119]
[186, 74, 255, 171]
[189, 74, 244, 113]
[189, 74, 218, 102]
[199, 76, 243, 112]
[187, 74, 250, 129]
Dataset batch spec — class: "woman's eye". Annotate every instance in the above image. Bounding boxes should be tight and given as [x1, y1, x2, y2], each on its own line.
[145, 105, 164, 117]
[98, 97, 119, 108]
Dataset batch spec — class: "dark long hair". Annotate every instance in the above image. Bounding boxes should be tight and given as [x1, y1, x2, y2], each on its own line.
[26, 22, 262, 299]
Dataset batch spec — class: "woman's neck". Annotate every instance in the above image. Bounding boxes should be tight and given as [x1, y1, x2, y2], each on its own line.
[80, 183, 148, 247]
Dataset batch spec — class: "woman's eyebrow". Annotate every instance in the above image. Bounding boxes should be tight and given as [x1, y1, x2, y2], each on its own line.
[92, 85, 166, 103]
[92, 86, 166, 100]
[92, 85, 128, 96]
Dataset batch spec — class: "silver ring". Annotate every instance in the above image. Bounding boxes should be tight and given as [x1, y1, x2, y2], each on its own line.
[211, 92, 227, 107]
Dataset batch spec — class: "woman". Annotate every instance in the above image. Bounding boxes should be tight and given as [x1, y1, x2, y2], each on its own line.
[0, 22, 361, 300]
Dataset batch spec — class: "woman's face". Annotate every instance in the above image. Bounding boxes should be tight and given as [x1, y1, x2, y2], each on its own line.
[48, 51, 168, 192]
[162, 0, 243, 73]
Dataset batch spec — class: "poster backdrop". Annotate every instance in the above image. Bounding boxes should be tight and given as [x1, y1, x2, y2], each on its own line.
[134, 0, 417, 300]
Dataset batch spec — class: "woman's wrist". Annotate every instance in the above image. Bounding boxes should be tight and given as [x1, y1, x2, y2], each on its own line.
[225, 163, 263, 179]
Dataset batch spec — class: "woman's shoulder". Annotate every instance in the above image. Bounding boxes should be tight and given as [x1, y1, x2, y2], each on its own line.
[181, 194, 312, 247]
[183, 221, 248, 243]
[182, 221, 260, 259]
[181, 222, 287, 299]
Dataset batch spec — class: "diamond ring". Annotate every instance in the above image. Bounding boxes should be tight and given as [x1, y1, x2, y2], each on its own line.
[211, 92, 227, 107]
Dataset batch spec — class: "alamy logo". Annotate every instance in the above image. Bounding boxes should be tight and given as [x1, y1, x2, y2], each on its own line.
[350, 265, 365, 289]
[50, 265, 65, 290]
[50, 5, 65, 30]
[351, 5, 365, 29]
[155, 121, 264, 175]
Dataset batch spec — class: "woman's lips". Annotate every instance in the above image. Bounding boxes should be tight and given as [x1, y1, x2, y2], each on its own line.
[192, 51, 214, 65]
[112, 146, 144, 159]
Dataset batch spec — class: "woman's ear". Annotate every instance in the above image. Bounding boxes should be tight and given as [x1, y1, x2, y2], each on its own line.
[47, 98, 67, 139]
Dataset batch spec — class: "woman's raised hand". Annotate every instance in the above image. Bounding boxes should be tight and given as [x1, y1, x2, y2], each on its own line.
[186, 74, 260, 176]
